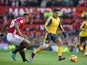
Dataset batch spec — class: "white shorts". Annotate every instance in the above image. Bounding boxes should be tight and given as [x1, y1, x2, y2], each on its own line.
[7, 33, 24, 46]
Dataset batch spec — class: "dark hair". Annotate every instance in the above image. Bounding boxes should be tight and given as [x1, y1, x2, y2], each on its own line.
[23, 12, 29, 17]
[53, 8, 60, 12]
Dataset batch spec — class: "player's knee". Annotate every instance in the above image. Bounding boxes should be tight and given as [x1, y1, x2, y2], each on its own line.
[58, 42, 63, 46]
[41, 44, 49, 49]
[85, 41, 87, 45]
[57, 41, 62, 46]
[23, 39, 30, 47]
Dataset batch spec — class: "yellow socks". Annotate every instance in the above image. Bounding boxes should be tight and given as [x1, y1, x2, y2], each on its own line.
[33, 47, 42, 54]
[79, 44, 84, 52]
[33, 45, 62, 56]
[58, 46, 62, 56]
[85, 45, 87, 53]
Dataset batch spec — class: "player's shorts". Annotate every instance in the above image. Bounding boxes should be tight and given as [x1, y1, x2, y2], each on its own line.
[44, 32, 58, 43]
[7, 33, 24, 46]
[80, 36, 87, 43]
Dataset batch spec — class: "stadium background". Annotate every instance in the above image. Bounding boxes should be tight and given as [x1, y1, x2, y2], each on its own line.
[0, 0, 87, 65]
[0, 0, 87, 51]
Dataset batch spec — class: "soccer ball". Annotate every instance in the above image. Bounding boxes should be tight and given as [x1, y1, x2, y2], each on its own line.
[69, 55, 78, 62]
[84, 53, 87, 56]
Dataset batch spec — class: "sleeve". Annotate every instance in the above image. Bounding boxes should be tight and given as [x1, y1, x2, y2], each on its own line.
[44, 17, 52, 32]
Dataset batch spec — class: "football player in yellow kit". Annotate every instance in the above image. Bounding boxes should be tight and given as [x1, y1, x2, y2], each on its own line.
[29, 8, 66, 61]
[79, 17, 87, 56]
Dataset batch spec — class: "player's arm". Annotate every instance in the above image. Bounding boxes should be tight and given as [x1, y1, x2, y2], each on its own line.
[0, 22, 9, 37]
[14, 22, 27, 38]
[44, 18, 52, 33]
[58, 23, 66, 38]
[1, 21, 9, 33]
[58, 23, 64, 32]
[14, 22, 23, 36]
[80, 22, 87, 31]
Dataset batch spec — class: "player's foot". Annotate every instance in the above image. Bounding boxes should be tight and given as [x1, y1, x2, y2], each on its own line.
[10, 52, 16, 61]
[23, 59, 31, 63]
[58, 56, 65, 61]
[84, 53, 87, 56]
[29, 52, 35, 61]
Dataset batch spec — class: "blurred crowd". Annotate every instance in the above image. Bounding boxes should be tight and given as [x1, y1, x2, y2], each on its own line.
[0, 7, 87, 43]
[0, 0, 87, 7]
[0, 0, 87, 51]
[0, 7, 85, 47]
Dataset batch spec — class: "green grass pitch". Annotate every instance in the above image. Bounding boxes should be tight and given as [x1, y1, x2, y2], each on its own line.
[0, 50, 87, 65]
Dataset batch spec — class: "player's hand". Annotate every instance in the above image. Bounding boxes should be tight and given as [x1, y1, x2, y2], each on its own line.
[21, 34, 28, 38]
[0, 33, 4, 38]
[23, 35, 28, 38]
[62, 32, 67, 38]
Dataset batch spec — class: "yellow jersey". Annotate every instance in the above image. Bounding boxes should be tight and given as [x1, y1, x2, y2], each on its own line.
[79, 20, 87, 37]
[45, 16, 64, 34]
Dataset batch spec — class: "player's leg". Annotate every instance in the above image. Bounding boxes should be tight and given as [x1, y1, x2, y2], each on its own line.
[30, 46, 42, 61]
[10, 42, 27, 61]
[79, 44, 84, 52]
[7, 33, 30, 60]
[19, 49, 28, 62]
[79, 37, 84, 52]
[12, 42, 25, 53]
[79, 37, 87, 56]
[11, 43, 30, 62]
[13, 45, 27, 62]
[53, 34, 65, 61]
[84, 37, 87, 56]
[12, 45, 27, 62]
[30, 32, 50, 61]
[12, 39, 31, 61]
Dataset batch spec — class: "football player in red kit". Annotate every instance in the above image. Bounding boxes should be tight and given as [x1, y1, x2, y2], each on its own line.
[0, 12, 31, 62]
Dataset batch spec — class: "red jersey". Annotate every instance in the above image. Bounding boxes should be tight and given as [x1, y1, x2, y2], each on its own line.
[8, 17, 25, 35]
